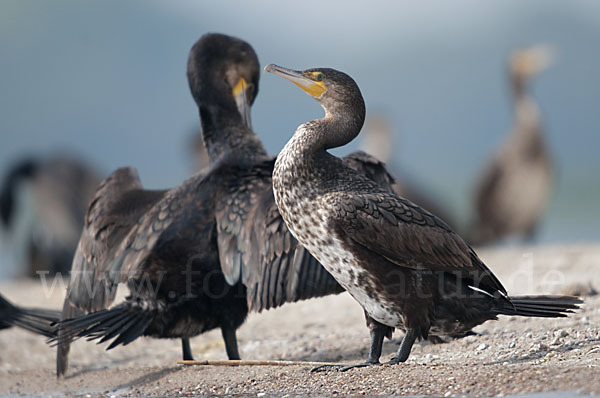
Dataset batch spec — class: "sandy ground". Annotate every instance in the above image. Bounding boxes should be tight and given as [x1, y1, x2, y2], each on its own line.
[0, 244, 599, 397]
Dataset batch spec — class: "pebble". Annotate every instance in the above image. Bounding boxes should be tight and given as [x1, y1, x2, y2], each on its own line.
[554, 330, 569, 338]
[476, 343, 489, 351]
[526, 333, 533, 338]
[464, 335, 478, 344]
[508, 342, 516, 348]
[529, 343, 549, 353]
[551, 337, 564, 346]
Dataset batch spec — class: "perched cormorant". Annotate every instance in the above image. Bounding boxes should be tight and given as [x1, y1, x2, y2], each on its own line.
[0, 292, 59, 338]
[54, 34, 395, 377]
[0, 155, 101, 277]
[266, 63, 581, 370]
[471, 46, 554, 245]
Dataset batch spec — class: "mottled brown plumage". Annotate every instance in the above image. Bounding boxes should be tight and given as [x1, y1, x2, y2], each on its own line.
[266, 64, 580, 370]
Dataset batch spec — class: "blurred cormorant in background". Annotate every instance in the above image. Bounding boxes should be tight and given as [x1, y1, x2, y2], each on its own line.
[0, 156, 101, 277]
[470, 46, 554, 245]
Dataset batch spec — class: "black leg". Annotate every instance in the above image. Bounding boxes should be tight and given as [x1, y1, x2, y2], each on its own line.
[181, 338, 193, 360]
[312, 323, 388, 372]
[221, 326, 240, 360]
[386, 328, 417, 364]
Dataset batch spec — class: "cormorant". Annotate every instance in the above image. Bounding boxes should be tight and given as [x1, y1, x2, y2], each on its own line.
[266, 63, 581, 370]
[0, 155, 101, 277]
[470, 46, 554, 245]
[54, 34, 395, 377]
[0, 292, 59, 338]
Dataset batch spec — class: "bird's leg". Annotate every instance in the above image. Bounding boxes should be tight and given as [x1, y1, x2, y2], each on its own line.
[181, 338, 193, 360]
[221, 326, 240, 360]
[386, 328, 417, 364]
[312, 322, 388, 372]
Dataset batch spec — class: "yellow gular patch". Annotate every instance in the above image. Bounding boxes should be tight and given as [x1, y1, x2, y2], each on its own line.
[294, 80, 326, 98]
[232, 77, 248, 98]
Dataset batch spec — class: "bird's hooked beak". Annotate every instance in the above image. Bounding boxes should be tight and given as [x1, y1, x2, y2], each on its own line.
[264, 64, 326, 98]
[232, 77, 252, 128]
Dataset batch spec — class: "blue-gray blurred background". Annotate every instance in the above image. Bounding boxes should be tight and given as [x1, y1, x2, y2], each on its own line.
[1, 0, 598, 277]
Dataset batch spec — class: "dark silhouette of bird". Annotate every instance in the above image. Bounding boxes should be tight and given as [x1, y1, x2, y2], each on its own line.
[471, 46, 554, 245]
[0, 292, 59, 338]
[0, 155, 101, 277]
[54, 33, 398, 377]
[265, 63, 581, 370]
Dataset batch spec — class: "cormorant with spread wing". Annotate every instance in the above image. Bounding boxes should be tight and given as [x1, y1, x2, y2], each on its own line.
[55, 34, 396, 377]
[266, 63, 580, 370]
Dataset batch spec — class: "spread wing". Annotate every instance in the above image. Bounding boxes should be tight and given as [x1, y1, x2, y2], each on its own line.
[215, 159, 343, 312]
[107, 170, 215, 286]
[63, 167, 166, 315]
[330, 178, 506, 295]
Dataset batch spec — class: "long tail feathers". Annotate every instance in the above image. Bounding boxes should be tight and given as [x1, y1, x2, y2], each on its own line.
[50, 304, 154, 354]
[497, 295, 583, 318]
[0, 293, 60, 338]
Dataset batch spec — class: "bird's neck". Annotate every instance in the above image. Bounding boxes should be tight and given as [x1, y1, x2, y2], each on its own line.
[510, 78, 541, 138]
[198, 104, 267, 163]
[275, 110, 364, 183]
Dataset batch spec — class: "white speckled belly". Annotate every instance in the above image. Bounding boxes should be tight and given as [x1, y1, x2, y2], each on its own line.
[273, 131, 404, 328]
[287, 198, 404, 328]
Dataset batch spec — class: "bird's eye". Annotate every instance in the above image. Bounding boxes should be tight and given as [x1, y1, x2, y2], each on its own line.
[316, 73, 324, 81]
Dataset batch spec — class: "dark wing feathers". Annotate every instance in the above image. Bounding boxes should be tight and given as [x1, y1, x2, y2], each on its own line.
[58, 167, 168, 376]
[330, 164, 507, 295]
[216, 160, 344, 312]
[342, 151, 397, 190]
[64, 167, 152, 314]
[0, 293, 59, 338]
[106, 169, 213, 285]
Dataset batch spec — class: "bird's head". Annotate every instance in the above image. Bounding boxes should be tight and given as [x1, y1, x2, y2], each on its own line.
[264, 64, 366, 149]
[187, 33, 260, 128]
[264, 64, 365, 119]
[510, 45, 555, 81]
